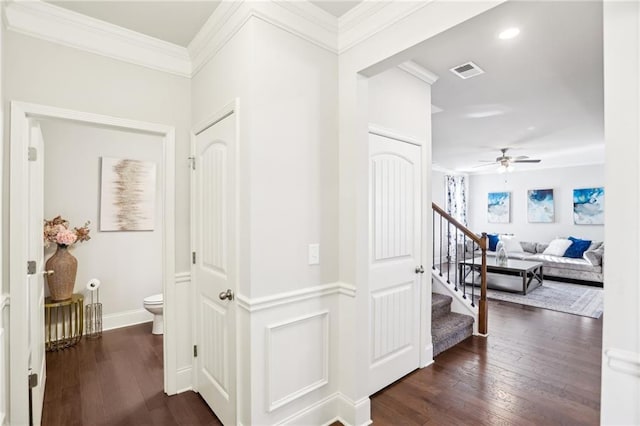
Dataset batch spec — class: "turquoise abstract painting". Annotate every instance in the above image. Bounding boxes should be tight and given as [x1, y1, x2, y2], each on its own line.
[573, 187, 604, 225]
[488, 192, 510, 223]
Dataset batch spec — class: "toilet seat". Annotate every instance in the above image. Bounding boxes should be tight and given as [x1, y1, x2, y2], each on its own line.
[144, 293, 163, 305]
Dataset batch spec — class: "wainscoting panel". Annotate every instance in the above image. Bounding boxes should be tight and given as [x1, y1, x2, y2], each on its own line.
[266, 311, 329, 412]
[236, 282, 352, 426]
[370, 283, 414, 365]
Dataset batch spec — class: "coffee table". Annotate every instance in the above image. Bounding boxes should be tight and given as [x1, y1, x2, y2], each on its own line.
[458, 257, 543, 295]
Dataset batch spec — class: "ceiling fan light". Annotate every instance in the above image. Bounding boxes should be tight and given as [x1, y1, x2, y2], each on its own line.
[497, 165, 506, 174]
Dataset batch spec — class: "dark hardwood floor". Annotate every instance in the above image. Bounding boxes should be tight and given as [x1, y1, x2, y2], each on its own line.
[44, 301, 602, 425]
[43, 322, 221, 426]
[371, 299, 603, 425]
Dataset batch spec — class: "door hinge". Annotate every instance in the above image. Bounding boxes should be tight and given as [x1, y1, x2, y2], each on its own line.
[192, 252, 196, 264]
[193, 345, 198, 357]
[28, 372, 38, 389]
[28, 147, 37, 162]
[188, 156, 196, 170]
[27, 261, 36, 275]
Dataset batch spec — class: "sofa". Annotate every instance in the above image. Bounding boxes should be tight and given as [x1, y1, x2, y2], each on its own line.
[462, 236, 604, 286]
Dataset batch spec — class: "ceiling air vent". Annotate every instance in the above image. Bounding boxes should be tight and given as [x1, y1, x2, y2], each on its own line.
[450, 61, 485, 79]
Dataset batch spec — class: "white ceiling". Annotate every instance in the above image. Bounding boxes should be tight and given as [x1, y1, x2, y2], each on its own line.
[48, 0, 362, 48]
[308, 0, 361, 17]
[408, 1, 604, 173]
[44, 1, 603, 175]
[48, 1, 221, 47]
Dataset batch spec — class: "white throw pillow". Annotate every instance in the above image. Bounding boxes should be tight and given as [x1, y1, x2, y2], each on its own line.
[542, 238, 573, 257]
[501, 237, 524, 254]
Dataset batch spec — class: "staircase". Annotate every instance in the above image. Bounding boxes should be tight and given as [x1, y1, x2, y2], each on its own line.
[432, 293, 474, 357]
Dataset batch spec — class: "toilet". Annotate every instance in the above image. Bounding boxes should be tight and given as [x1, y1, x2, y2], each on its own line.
[143, 293, 163, 335]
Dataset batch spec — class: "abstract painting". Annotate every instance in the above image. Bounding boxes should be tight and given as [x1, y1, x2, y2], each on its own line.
[100, 157, 156, 231]
[528, 189, 554, 223]
[573, 187, 604, 225]
[487, 192, 510, 223]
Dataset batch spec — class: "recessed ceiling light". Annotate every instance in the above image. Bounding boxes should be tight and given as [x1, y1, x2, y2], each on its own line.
[499, 27, 520, 40]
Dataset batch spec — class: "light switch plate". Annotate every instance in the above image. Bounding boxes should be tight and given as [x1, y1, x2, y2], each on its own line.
[308, 243, 320, 265]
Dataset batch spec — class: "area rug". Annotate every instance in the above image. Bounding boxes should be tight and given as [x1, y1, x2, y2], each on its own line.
[486, 281, 603, 319]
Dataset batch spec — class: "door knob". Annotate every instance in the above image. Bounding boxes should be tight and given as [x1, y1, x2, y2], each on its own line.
[415, 265, 425, 274]
[43, 270, 54, 276]
[219, 289, 234, 301]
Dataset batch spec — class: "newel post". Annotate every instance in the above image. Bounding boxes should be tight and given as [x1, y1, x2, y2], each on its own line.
[479, 232, 488, 335]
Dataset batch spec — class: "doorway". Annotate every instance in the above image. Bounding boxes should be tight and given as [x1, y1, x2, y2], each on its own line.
[8, 102, 176, 425]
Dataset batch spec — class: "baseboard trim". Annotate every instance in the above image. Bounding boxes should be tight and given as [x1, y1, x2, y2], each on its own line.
[275, 392, 371, 426]
[176, 366, 193, 393]
[337, 394, 372, 426]
[102, 308, 153, 331]
[275, 392, 338, 426]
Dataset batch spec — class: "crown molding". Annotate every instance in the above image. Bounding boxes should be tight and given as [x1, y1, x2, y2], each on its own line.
[338, 0, 435, 54]
[4, 0, 191, 77]
[397, 60, 439, 85]
[3, 0, 448, 80]
[189, 0, 339, 76]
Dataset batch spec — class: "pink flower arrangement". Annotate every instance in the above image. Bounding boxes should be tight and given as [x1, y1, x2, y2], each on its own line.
[44, 216, 91, 248]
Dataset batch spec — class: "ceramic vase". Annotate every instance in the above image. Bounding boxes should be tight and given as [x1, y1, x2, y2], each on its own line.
[496, 241, 508, 267]
[45, 244, 77, 301]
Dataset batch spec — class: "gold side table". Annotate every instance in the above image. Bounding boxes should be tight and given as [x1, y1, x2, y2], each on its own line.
[45, 293, 84, 351]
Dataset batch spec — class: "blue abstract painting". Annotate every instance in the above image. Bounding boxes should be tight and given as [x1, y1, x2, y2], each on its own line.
[573, 187, 604, 225]
[528, 189, 554, 223]
[488, 192, 510, 223]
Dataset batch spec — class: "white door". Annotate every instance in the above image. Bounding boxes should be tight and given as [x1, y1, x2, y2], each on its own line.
[192, 112, 237, 425]
[368, 132, 422, 395]
[28, 122, 47, 426]
[9, 114, 47, 425]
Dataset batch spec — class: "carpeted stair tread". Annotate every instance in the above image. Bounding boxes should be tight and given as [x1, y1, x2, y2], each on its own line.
[432, 311, 474, 357]
[432, 293, 453, 320]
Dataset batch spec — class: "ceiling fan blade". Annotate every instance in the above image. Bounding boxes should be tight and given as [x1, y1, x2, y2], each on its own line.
[478, 160, 496, 163]
[513, 159, 541, 163]
[473, 162, 497, 168]
[513, 155, 529, 160]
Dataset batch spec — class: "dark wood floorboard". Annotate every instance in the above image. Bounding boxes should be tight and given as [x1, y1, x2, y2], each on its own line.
[44, 303, 602, 425]
[43, 322, 221, 426]
[371, 299, 603, 425]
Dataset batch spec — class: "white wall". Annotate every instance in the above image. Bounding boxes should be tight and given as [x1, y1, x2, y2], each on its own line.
[0, 4, 6, 423]
[192, 15, 340, 425]
[468, 164, 605, 243]
[249, 18, 339, 299]
[41, 120, 163, 319]
[369, 67, 431, 142]
[432, 169, 446, 208]
[601, 2, 640, 424]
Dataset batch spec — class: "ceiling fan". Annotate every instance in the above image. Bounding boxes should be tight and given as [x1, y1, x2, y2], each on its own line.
[477, 148, 541, 173]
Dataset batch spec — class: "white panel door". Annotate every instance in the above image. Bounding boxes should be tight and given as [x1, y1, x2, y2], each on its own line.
[193, 113, 237, 425]
[28, 122, 46, 425]
[368, 132, 422, 395]
[10, 109, 47, 426]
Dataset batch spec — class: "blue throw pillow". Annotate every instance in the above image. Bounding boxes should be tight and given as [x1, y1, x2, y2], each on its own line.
[487, 234, 499, 251]
[564, 236, 592, 258]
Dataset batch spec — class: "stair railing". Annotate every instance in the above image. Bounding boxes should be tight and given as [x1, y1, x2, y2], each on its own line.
[432, 202, 488, 334]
